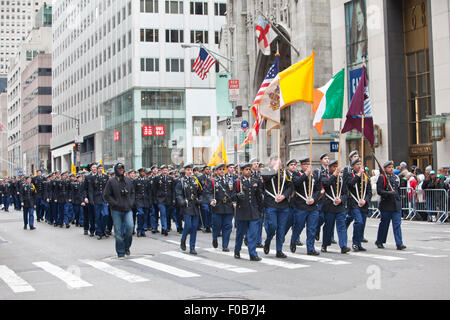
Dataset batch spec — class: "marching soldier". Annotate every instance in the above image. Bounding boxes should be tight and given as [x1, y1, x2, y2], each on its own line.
[42, 174, 51, 223]
[32, 170, 45, 222]
[198, 165, 212, 233]
[84, 164, 97, 237]
[89, 164, 110, 239]
[153, 165, 176, 236]
[135, 168, 149, 237]
[234, 163, 263, 261]
[320, 160, 351, 254]
[176, 163, 203, 255]
[284, 159, 301, 245]
[375, 161, 407, 250]
[20, 176, 36, 230]
[208, 163, 236, 252]
[250, 158, 261, 179]
[69, 174, 86, 228]
[314, 153, 330, 241]
[346, 158, 372, 251]
[56, 172, 71, 228]
[290, 157, 321, 256]
[261, 154, 293, 258]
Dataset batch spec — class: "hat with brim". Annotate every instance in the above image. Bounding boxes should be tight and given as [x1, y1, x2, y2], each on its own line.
[240, 163, 252, 170]
[214, 164, 225, 170]
[351, 158, 362, 166]
[383, 161, 394, 168]
[160, 165, 167, 170]
[299, 157, 309, 164]
[348, 151, 359, 159]
[286, 159, 297, 166]
[184, 163, 194, 169]
[329, 160, 338, 167]
[320, 153, 328, 160]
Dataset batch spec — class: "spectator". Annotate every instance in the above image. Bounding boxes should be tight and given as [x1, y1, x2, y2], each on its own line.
[423, 170, 437, 222]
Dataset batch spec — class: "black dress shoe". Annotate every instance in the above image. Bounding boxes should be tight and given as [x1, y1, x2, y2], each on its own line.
[321, 246, 327, 253]
[151, 229, 157, 234]
[358, 246, 367, 252]
[361, 238, 368, 243]
[180, 242, 186, 251]
[189, 249, 197, 255]
[315, 232, 320, 241]
[331, 240, 337, 244]
[23, 226, 27, 230]
[250, 256, 262, 262]
[97, 235, 103, 240]
[341, 246, 351, 254]
[234, 252, 241, 259]
[244, 237, 248, 246]
[290, 243, 296, 253]
[375, 242, 385, 249]
[205, 228, 211, 233]
[256, 243, 264, 249]
[140, 233, 146, 237]
[352, 244, 360, 252]
[307, 250, 320, 256]
[125, 249, 130, 256]
[296, 241, 304, 246]
[263, 242, 270, 255]
[222, 247, 230, 252]
[212, 239, 218, 248]
[397, 244, 406, 250]
[84, 231, 88, 235]
[276, 251, 287, 258]
[30, 227, 36, 230]
[89, 233, 94, 237]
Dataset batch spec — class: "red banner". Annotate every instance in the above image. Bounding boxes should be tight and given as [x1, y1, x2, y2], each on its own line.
[143, 125, 153, 136]
[155, 125, 165, 136]
[114, 130, 120, 141]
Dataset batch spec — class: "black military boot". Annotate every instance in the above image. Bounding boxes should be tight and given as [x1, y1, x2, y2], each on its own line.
[341, 246, 351, 254]
[397, 244, 406, 250]
[234, 252, 241, 259]
[189, 248, 197, 255]
[212, 239, 218, 248]
[290, 242, 296, 253]
[375, 241, 384, 249]
[263, 242, 270, 255]
[276, 251, 287, 258]
[180, 241, 186, 251]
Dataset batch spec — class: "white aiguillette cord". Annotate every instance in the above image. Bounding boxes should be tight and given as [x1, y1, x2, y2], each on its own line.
[266, 169, 286, 200]
[296, 175, 315, 202]
[350, 173, 368, 207]
[325, 173, 343, 206]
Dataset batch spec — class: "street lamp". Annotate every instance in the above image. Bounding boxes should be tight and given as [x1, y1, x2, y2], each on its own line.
[51, 112, 81, 140]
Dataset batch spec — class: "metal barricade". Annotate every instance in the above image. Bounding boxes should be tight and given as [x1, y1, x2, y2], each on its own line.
[413, 189, 448, 223]
[400, 187, 415, 220]
[368, 201, 380, 219]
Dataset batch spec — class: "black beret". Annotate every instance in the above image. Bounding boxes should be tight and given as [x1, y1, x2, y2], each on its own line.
[320, 153, 328, 160]
[351, 158, 362, 166]
[329, 160, 338, 166]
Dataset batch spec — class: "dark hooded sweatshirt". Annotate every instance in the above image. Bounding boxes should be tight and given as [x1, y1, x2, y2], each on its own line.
[103, 164, 135, 212]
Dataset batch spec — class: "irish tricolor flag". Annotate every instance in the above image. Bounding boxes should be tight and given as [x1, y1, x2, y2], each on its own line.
[312, 69, 345, 134]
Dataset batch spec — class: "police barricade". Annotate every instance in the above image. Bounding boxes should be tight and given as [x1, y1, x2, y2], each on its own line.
[368, 201, 380, 219]
[400, 187, 416, 220]
[413, 189, 448, 223]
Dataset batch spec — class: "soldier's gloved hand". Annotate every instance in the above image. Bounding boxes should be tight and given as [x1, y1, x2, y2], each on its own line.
[237, 192, 245, 200]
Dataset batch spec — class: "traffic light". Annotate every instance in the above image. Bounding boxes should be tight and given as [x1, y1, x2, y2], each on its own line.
[235, 105, 242, 118]
[226, 118, 231, 130]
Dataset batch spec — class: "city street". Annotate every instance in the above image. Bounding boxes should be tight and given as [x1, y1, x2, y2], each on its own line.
[0, 209, 449, 300]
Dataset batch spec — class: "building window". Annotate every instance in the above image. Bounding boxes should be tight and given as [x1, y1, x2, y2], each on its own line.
[214, 3, 226, 16]
[192, 116, 211, 136]
[165, 29, 184, 43]
[165, 1, 183, 14]
[140, 28, 159, 42]
[190, 30, 208, 44]
[140, 0, 159, 13]
[190, 1, 208, 15]
[141, 90, 185, 110]
[140, 58, 160, 72]
[166, 58, 184, 72]
[215, 31, 219, 44]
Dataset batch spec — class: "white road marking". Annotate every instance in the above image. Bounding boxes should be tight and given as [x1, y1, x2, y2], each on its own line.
[130, 258, 200, 278]
[256, 248, 351, 265]
[80, 260, 149, 283]
[412, 253, 448, 258]
[326, 249, 405, 261]
[204, 248, 309, 269]
[32, 261, 93, 289]
[0, 265, 35, 293]
[162, 251, 256, 274]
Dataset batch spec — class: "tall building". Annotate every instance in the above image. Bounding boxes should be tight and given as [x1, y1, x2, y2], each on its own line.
[220, 0, 333, 163]
[330, 0, 450, 170]
[51, 0, 227, 171]
[0, 91, 7, 176]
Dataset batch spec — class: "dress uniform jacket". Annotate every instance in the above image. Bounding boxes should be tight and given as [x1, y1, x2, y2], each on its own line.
[292, 170, 321, 211]
[32, 176, 45, 198]
[234, 176, 263, 221]
[56, 179, 70, 203]
[261, 169, 293, 210]
[51, 178, 59, 202]
[42, 180, 51, 201]
[321, 173, 348, 213]
[145, 177, 154, 207]
[208, 176, 236, 214]
[315, 166, 330, 205]
[153, 175, 175, 206]
[69, 181, 86, 205]
[377, 174, 401, 212]
[20, 183, 36, 207]
[197, 174, 212, 204]
[89, 173, 109, 205]
[346, 171, 373, 211]
[175, 176, 202, 216]
[134, 176, 148, 208]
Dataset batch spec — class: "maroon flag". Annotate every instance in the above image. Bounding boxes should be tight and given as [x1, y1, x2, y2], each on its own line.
[342, 66, 374, 146]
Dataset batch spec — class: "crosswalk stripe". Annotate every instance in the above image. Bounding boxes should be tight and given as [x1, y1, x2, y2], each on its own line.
[130, 258, 200, 278]
[80, 260, 149, 283]
[0, 265, 35, 293]
[412, 253, 448, 258]
[325, 249, 405, 261]
[32, 261, 93, 289]
[162, 251, 256, 274]
[255, 248, 351, 265]
[204, 248, 309, 269]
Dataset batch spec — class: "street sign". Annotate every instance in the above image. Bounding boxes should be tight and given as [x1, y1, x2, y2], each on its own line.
[143, 125, 153, 136]
[155, 125, 165, 136]
[228, 79, 240, 102]
[75, 136, 83, 143]
[241, 121, 249, 131]
[330, 142, 339, 153]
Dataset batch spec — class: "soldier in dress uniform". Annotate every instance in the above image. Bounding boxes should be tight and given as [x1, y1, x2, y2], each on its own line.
[208, 163, 236, 252]
[149, 165, 160, 233]
[284, 159, 302, 246]
[20, 176, 36, 230]
[320, 160, 351, 254]
[50, 171, 61, 227]
[261, 154, 293, 258]
[289, 157, 321, 256]
[89, 164, 110, 239]
[135, 168, 149, 237]
[153, 165, 176, 236]
[57, 172, 71, 228]
[314, 153, 330, 241]
[346, 158, 372, 251]
[69, 174, 86, 228]
[32, 170, 45, 222]
[42, 174, 51, 223]
[375, 161, 407, 250]
[250, 158, 261, 179]
[234, 163, 263, 261]
[198, 165, 212, 233]
[226, 164, 237, 182]
[176, 163, 203, 255]
[84, 164, 97, 237]
[167, 169, 180, 232]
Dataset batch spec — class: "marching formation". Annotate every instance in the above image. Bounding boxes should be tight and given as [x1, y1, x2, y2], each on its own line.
[4, 152, 407, 260]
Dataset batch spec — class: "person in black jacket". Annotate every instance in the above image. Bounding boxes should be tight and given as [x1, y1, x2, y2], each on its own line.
[152, 165, 175, 236]
[134, 168, 149, 237]
[103, 163, 135, 259]
[42, 174, 51, 223]
[320, 160, 351, 254]
[69, 174, 86, 228]
[289, 157, 321, 256]
[198, 165, 212, 233]
[346, 158, 372, 252]
[32, 170, 45, 222]
[20, 176, 36, 230]
[176, 163, 202, 255]
[375, 161, 406, 250]
[233, 163, 263, 261]
[89, 164, 110, 239]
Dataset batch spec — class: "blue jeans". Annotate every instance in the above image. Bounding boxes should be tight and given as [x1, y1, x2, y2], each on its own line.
[348, 208, 365, 247]
[157, 204, 170, 231]
[235, 220, 259, 258]
[136, 207, 146, 234]
[323, 211, 347, 248]
[23, 207, 34, 228]
[200, 204, 212, 229]
[212, 213, 234, 249]
[94, 202, 109, 236]
[291, 209, 319, 252]
[376, 210, 403, 246]
[264, 207, 290, 252]
[110, 210, 134, 257]
[181, 215, 199, 249]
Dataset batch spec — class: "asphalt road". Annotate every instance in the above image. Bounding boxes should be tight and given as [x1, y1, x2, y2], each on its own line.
[0, 208, 449, 300]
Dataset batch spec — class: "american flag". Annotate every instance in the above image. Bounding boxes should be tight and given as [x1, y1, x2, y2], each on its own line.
[242, 56, 279, 147]
[192, 48, 216, 80]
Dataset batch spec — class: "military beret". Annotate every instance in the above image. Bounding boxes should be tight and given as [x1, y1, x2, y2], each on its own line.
[214, 164, 225, 170]
[249, 158, 259, 164]
[145, 168, 152, 174]
[138, 168, 145, 172]
[383, 161, 394, 168]
[226, 163, 235, 168]
[348, 150, 359, 159]
[240, 163, 252, 170]
[286, 159, 297, 166]
[320, 153, 328, 160]
[299, 157, 310, 164]
[329, 160, 338, 167]
[160, 165, 167, 170]
[351, 158, 362, 166]
[184, 163, 194, 169]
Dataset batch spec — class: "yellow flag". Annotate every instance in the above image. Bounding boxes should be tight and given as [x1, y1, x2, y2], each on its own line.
[71, 163, 77, 175]
[207, 139, 228, 167]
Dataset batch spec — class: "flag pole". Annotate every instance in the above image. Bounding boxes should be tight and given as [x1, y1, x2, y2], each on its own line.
[361, 113, 365, 197]
[309, 103, 313, 198]
[336, 119, 343, 197]
[276, 48, 281, 197]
